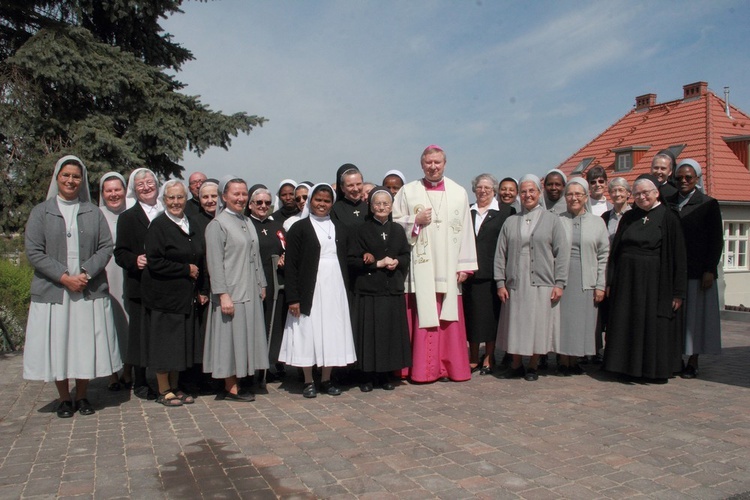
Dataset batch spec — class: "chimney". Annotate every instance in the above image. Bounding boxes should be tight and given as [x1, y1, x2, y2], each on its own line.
[635, 93, 657, 111]
[683, 81, 708, 100]
[724, 86, 733, 118]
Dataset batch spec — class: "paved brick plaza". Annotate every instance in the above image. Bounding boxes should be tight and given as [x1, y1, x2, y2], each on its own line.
[1, 319, 749, 499]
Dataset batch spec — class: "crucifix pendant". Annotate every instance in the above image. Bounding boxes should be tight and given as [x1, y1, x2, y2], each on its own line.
[642, 216, 649, 224]
[381, 232, 387, 240]
[262, 229, 268, 235]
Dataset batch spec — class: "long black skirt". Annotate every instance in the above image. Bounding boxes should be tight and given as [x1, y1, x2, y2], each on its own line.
[125, 297, 147, 366]
[144, 307, 196, 372]
[603, 251, 682, 379]
[462, 278, 501, 344]
[352, 294, 412, 373]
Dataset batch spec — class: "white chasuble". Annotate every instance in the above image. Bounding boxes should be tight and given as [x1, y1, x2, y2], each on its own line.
[393, 177, 477, 328]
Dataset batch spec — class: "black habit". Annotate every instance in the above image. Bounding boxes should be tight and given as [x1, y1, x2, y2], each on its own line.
[603, 203, 687, 379]
[114, 203, 151, 366]
[348, 217, 412, 373]
[330, 197, 368, 228]
[250, 215, 287, 362]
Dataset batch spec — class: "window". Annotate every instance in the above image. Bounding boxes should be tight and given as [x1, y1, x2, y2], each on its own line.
[615, 153, 632, 172]
[572, 157, 594, 175]
[611, 145, 649, 172]
[724, 221, 749, 270]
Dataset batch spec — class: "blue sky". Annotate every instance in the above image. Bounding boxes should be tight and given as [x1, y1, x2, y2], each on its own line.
[163, 0, 750, 194]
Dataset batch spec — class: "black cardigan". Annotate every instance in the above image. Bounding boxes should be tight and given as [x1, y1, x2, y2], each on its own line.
[114, 203, 150, 300]
[141, 213, 205, 315]
[284, 217, 349, 316]
[667, 190, 724, 279]
[471, 204, 514, 280]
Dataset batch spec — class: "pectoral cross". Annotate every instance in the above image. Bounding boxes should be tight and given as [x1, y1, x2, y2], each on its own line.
[261, 229, 268, 235]
[353, 210, 361, 217]
[381, 232, 387, 240]
[642, 216, 649, 225]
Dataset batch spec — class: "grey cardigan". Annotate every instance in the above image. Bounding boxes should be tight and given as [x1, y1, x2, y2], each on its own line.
[25, 198, 113, 304]
[494, 209, 570, 289]
[558, 211, 609, 291]
[205, 210, 267, 303]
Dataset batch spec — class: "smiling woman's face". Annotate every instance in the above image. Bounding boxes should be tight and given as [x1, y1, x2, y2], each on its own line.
[102, 178, 125, 210]
[310, 188, 333, 217]
[520, 181, 541, 211]
[222, 181, 248, 213]
[56, 163, 83, 201]
[134, 172, 158, 206]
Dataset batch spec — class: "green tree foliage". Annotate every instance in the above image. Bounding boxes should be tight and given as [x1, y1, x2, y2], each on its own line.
[0, 1, 266, 233]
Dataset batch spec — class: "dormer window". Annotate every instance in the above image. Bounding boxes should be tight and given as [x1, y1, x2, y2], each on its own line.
[611, 146, 651, 173]
[572, 157, 595, 175]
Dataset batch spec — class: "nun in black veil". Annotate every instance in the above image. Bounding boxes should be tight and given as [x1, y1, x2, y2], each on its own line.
[603, 174, 687, 383]
[348, 186, 412, 391]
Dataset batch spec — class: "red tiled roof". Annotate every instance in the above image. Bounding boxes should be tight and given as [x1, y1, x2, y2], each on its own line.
[556, 87, 750, 202]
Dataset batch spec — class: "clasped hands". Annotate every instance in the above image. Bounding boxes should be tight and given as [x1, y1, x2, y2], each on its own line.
[362, 252, 398, 270]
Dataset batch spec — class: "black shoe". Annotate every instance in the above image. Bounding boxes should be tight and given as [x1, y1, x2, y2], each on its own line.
[302, 383, 317, 398]
[321, 380, 341, 396]
[56, 400, 74, 419]
[569, 364, 585, 376]
[524, 368, 539, 381]
[681, 364, 697, 379]
[75, 398, 96, 415]
[381, 382, 396, 390]
[504, 365, 525, 379]
[479, 365, 493, 375]
[556, 365, 570, 377]
[499, 353, 512, 368]
[538, 356, 549, 370]
[133, 385, 157, 400]
[359, 382, 373, 392]
[225, 390, 255, 402]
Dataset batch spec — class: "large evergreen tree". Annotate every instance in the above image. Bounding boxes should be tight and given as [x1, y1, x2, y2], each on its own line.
[0, 1, 265, 232]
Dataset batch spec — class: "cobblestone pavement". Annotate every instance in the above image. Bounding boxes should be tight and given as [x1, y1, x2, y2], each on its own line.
[1, 320, 749, 499]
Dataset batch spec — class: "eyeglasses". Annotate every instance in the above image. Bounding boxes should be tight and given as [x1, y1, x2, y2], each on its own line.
[565, 193, 586, 199]
[135, 181, 156, 190]
[372, 202, 392, 208]
[254, 200, 272, 206]
[633, 189, 657, 198]
[295, 195, 308, 202]
[590, 178, 607, 185]
[165, 195, 186, 201]
[674, 175, 695, 182]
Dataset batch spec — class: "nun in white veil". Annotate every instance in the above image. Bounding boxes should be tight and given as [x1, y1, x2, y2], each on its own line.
[24, 155, 121, 418]
[98, 172, 129, 390]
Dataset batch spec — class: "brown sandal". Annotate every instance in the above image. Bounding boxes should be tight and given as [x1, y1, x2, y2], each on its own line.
[171, 388, 194, 404]
[156, 390, 183, 407]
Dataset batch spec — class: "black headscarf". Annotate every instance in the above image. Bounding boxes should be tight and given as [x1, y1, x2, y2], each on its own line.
[335, 163, 360, 201]
[366, 185, 393, 221]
